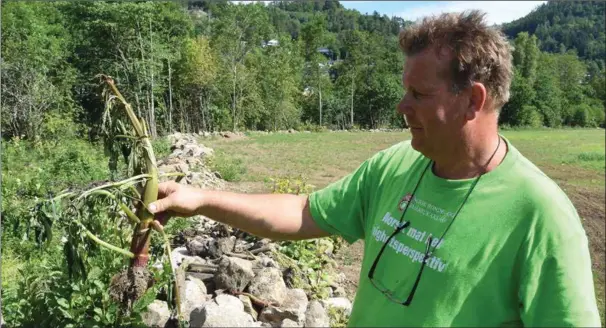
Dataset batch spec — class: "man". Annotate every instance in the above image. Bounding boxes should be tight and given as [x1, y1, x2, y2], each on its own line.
[149, 10, 601, 327]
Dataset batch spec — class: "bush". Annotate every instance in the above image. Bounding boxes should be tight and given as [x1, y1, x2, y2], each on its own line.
[571, 104, 593, 127]
[518, 105, 543, 127]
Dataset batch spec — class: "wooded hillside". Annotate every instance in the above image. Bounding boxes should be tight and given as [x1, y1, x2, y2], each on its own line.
[2, 0, 604, 142]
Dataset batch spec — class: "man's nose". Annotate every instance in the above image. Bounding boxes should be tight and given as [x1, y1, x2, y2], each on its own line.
[397, 94, 413, 115]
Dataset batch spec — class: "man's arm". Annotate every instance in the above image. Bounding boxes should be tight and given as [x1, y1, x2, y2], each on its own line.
[197, 190, 330, 241]
[148, 181, 330, 241]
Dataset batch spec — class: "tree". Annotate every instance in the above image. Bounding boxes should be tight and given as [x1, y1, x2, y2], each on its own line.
[211, 3, 272, 131]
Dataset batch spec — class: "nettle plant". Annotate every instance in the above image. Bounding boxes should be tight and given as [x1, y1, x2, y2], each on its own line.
[31, 75, 186, 326]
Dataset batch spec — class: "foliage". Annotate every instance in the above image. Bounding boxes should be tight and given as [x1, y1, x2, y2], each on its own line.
[327, 306, 350, 328]
[2, 1, 605, 140]
[267, 176, 347, 300]
[502, 1, 605, 69]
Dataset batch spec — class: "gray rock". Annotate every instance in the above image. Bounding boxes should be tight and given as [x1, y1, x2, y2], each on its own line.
[141, 300, 170, 328]
[171, 246, 204, 269]
[252, 255, 278, 274]
[258, 288, 308, 326]
[305, 300, 330, 327]
[190, 294, 254, 327]
[332, 285, 347, 298]
[181, 277, 210, 322]
[214, 256, 255, 292]
[247, 267, 288, 305]
[238, 295, 258, 320]
[280, 318, 301, 327]
[321, 297, 352, 316]
[186, 236, 224, 259]
[217, 236, 236, 255]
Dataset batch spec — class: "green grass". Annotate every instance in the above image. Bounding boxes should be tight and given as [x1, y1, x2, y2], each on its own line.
[202, 128, 605, 190]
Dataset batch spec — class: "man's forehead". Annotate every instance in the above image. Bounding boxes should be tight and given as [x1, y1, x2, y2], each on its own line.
[402, 48, 451, 86]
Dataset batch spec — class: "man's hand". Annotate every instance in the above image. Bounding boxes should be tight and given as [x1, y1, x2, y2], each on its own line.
[148, 181, 204, 223]
[146, 181, 329, 241]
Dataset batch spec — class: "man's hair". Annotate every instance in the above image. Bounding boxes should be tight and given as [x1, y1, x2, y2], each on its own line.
[399, 10, 513, 110]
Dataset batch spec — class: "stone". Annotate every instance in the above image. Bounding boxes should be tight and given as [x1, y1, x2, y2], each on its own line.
[189, 294, 254, 327]
[180, 277, 210, 322]
[217, 236, 236, 255]
[141, 300, 170, 328]
[186, 236, 221, 259]
[280, 318, 301, 327]
[332, 285, 347, 298]
[321, 297, 352, 316]
[258, 288, 308, 327]
[214, 256, 255, 292]
[305, 300, 330, 327]
[171, 246, 204, 269]
[247, 267, 288, 305]
[238, 295, 258, 320]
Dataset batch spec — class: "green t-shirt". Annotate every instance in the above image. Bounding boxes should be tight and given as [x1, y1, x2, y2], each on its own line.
[308, 137, 601, 327]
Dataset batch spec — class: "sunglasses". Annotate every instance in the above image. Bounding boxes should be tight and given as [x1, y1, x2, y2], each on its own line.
[367, 219, 435, 306]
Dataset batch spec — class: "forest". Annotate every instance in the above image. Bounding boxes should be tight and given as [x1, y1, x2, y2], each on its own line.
[2, 0, 604, 142]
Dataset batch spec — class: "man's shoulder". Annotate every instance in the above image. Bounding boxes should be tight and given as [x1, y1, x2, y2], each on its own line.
[504, 143, 583, 237]
[367, 139, 424, 170]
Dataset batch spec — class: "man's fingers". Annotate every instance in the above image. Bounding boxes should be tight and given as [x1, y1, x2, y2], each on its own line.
[157, 181, 179, 198]
[148, 197, 170, 214]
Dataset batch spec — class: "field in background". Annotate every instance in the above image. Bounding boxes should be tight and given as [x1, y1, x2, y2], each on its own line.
[203, 128, 605, 324]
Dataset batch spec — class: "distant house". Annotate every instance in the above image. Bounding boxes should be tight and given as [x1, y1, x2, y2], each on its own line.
[262, 39, 279, 47]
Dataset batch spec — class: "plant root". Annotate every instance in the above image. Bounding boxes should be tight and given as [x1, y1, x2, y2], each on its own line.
[109, 266, 154, 314]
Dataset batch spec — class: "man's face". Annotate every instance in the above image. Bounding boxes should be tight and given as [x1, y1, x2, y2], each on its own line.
[397, 47, 469, 157]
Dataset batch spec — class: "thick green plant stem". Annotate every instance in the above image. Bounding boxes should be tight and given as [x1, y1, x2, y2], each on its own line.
[100, 75, 159, 268]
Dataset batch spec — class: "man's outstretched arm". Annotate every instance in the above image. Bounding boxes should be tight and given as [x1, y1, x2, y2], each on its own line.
[148, 181, 330, 241]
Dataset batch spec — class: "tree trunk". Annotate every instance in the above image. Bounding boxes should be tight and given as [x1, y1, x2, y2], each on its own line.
[168, 60, 173, 133]
[149, 18, 156, 138]
[232, 63, 237, 132]
[200, 92, 206, 131]
[350, 76, 355, 127]
[319, 82, 323, 126]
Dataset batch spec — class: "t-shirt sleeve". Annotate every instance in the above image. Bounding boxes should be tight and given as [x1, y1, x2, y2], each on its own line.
[307, 157, 375, 244]
[518, 206, 601, 327]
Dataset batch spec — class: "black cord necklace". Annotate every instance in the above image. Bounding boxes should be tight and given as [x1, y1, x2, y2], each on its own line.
[395, 136, 502, 306]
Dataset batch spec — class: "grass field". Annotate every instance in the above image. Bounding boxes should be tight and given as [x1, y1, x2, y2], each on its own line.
[202, 128, 605, 324]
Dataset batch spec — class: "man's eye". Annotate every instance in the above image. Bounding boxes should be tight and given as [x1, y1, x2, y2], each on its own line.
[412, 90, 421, 99]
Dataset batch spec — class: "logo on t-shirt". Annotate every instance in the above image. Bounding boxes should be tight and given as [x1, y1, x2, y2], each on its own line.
[398, 194, 413, 211]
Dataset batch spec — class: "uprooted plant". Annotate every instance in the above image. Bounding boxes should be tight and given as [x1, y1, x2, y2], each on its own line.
[30, 75, 186, 325]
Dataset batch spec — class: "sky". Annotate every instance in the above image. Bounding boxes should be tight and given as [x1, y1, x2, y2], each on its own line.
[339, 1, 547, 26]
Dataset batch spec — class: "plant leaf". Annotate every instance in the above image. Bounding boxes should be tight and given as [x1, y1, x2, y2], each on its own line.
[132, 286, 157, 313]
[56, 298, 69, 309]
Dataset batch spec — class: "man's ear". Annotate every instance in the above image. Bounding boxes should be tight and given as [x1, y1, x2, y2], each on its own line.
[465, 82, 487, 121]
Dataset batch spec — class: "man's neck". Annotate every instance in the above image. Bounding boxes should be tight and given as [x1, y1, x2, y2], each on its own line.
[432, 131, 506, 180]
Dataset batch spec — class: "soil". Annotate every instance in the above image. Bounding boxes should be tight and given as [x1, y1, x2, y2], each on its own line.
[109, 266, 154, 311]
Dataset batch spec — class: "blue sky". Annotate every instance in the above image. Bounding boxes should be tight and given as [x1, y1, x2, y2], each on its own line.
[339, 1, 547, 25]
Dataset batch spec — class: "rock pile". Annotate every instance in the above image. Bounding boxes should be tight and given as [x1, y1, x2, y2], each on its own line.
[143, 133, 351, 328]
[157, 133, 225, 190]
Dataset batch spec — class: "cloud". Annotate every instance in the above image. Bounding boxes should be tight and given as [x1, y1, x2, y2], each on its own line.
[393, 1, 547, 25]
